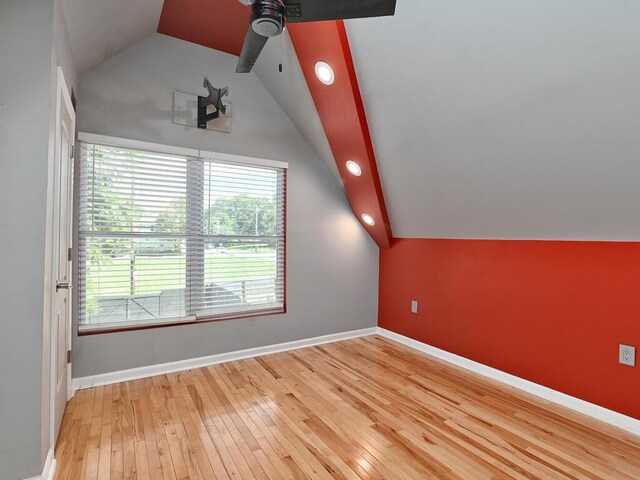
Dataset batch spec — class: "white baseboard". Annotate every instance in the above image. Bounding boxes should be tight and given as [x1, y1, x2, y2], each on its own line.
[24, 448, 56, 480]
[376, 327, 640, 438]
[73, 327, 378, 391]
[71, 325, 640, 439]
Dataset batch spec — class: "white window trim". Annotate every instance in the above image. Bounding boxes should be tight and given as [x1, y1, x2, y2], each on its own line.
[195, 302, 285, 320]
[78, 315, 196, 333]
[78, 132, 289, 170]
[77, 133, 288, 333]
[78, 301, 286, 332]
[199, 150, 289, 170]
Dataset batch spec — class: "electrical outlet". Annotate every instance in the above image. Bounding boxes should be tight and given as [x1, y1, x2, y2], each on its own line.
[619, 344, 636, 367]
[411, 300, 418, 314]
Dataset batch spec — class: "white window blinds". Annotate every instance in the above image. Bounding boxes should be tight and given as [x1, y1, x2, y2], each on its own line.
[78, 135, 286, 331]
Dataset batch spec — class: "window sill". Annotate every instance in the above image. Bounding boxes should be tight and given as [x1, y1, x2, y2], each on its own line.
[78, 304, 285, 336]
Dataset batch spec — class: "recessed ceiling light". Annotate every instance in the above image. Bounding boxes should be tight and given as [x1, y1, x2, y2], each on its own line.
[361, 213, 375, 226]
[314, 61, 335, 85]
[346, 161, 362, 176]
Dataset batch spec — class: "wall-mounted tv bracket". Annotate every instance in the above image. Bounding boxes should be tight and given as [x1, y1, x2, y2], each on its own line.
[197, 77, 229, 129]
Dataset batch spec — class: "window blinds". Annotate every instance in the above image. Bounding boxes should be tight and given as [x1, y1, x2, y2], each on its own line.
[78, 136, 286, 330]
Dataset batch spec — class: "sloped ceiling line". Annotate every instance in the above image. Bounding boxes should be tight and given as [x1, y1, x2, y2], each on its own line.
[287, 20, 392, 248]
[62, 0, 165, 75]
[158, 0, 392, 248]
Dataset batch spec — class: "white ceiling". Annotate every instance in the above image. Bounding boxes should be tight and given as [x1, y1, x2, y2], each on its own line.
[61, 0, 164, 74]
[347, 1, 640, 240]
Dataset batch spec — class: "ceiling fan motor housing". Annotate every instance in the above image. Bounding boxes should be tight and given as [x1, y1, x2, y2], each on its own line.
[251, 0, 285, 37]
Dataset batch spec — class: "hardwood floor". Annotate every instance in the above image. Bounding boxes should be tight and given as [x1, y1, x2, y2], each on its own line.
[54, 336, 640, 479]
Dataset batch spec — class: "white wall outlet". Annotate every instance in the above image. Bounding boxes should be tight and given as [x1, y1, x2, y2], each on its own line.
[411, 300, 418, 314]
[619, 344, 636, 367]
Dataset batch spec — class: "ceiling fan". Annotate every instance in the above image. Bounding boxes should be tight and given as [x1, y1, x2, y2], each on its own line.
[235, 0, 397, 73]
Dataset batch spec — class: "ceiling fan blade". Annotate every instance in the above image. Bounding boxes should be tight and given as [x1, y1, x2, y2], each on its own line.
[283, 0, 396, 23]
[236, 26, 269, 73]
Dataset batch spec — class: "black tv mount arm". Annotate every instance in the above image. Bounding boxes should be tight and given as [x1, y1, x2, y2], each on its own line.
[197, 77, 229, 129]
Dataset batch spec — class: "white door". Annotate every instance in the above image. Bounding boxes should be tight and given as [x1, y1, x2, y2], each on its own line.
[52, 68, 75, 443]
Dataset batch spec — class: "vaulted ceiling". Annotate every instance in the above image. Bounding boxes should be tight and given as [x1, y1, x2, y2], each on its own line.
[61, 0, 640, 242]
[347, 0, 640, 240]
[61, 0, 164, 74]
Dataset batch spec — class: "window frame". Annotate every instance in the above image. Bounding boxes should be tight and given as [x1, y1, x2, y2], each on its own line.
[76, 133, 288, 335]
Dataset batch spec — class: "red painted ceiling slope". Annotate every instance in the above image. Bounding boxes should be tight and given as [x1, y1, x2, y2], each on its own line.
[288, 21, 392, 248]
[159, 3, 392, 247]
[158, 0, 248, 56]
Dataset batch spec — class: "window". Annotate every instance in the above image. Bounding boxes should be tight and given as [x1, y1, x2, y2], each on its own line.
[77, 134, 287, 332]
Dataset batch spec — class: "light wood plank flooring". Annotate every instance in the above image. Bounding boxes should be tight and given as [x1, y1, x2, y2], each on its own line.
[54, 336, 640, 479]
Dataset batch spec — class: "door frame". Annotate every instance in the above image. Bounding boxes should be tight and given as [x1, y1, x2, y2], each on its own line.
[49, 66, 76, 449]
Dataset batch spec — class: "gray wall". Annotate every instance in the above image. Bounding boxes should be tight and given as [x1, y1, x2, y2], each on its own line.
[53, 0, 78, 92]
[0, 1, 55, 478]
[74, 34, 379, 377]
[40, 0, 78, 469]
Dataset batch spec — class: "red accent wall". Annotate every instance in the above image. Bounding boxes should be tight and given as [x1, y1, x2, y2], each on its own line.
[379, 238, 640, 419]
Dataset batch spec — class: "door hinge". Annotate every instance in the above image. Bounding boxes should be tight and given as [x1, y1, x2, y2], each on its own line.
[68, 247, 72, 262]
[70, 144, 75, 160]
[67, 349, 72, 364]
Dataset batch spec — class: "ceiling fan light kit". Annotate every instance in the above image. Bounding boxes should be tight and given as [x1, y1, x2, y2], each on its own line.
[235, 0, 397, 73]
[250, 1, 285, 37]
